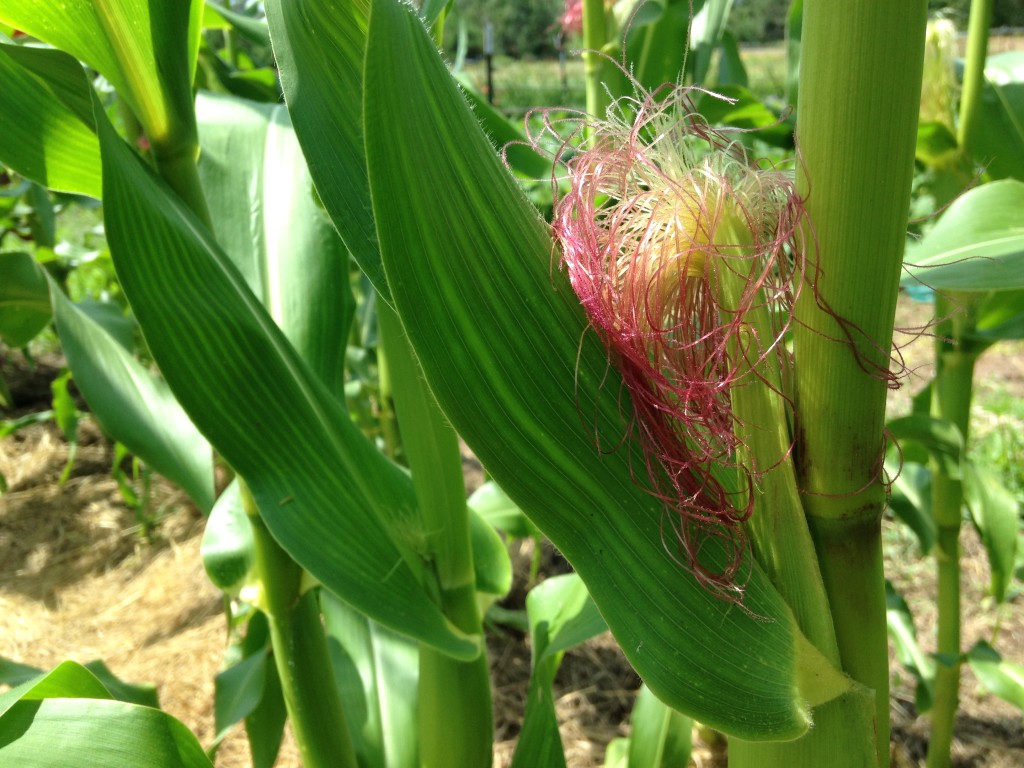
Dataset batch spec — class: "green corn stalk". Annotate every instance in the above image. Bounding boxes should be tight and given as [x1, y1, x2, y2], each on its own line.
[926, 2, 993, 765]
[789, 1, 929, 766]
[377, 301, 493, 768]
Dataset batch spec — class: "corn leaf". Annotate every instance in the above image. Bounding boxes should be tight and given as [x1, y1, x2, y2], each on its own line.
[195, 91, 351, 394]
[0, 661, 211, 768]
[322, 590, 420, 768]
[511, 573, 606, 768]
[0, 0, 201, 148]
[968, 52, 1024, 182]
[627, 684, 693, 768]
[264, 0, 388, 301]
[962, 461, 1020, 604]
[363, 0, 807, 739]
[967, 641, 1024, 711]
[0, 252, 52, 347]
[0, 43, 100, 197]
[902, 179, 1024, 291]
[49, 279, 216, 513]
[93, 97, 476, 661]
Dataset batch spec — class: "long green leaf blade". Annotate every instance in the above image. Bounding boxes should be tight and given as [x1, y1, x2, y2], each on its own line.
[364, 0, 806, 739]
[264, 0, 388, 301]
[49, 280, 215, 513]
[94, 97, 476, 661]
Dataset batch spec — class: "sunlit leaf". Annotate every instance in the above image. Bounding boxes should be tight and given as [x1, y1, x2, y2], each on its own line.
[195, 90, 351, 394]
[886, 415, 963, 479]
[322, 590, 419, 768]
[627, 684, 693, 768]
[511, 573, 606, 768]
[0, 43, 100, 197]
[0, 661, 211, 768]
[968, 52, 1024, 182]
[0, 0, 202, 150]
[902, 179, 1024, 291]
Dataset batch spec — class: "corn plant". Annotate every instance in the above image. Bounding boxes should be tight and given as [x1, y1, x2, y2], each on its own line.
[884, 5, 1024, 767]
[0, 1, 1021, 767]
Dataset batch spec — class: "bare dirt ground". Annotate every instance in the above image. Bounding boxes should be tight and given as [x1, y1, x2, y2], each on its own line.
[1, 295, 1022, 767]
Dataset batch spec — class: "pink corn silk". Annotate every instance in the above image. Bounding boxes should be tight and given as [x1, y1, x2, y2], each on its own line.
[548, 87, 805, 597]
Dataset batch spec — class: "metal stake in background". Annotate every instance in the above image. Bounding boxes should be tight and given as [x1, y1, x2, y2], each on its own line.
[484, 22, 495, 105]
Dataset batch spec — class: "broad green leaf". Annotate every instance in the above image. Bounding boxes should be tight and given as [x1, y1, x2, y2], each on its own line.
[49, 280, 215, 513]
[0, 252, 51, 346]
[531, 574, 608, 664]
[0, 43, 100, 197]
[628, 684, 693, 768]
[264, 0, 388, 301]
[902, 179, 1024, 291]
[93, 99, 475, 661]
[962, 462, 1019, 604]
[605, 738, 629, 768]
[454, 75, 555, 182]
[322, 590, 419, 768]
[0, 0, 202, 152]
[885, 581, 934, 712]
[195, 91, 350, 394]
[76, 299, 135, 353]
[201, 480, 253, 593]
[968, 52, 1024, 182]
[203, 3, 272, 48]
[243, 642, 287, 768]
[468, 481, 540, 539]
[624, 0, 692, 92]
[365, 0, 809, 738]
[696, 85, 794, 147]
[0, 698, 212, 767]
[967, 641, 1024, 711]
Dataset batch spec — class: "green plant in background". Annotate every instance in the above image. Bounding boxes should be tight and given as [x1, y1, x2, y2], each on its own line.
[0, 1, 1021, 768]
[883, 3, 1024, 766]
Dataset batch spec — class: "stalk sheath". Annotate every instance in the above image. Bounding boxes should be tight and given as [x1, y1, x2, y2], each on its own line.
[243, 484, 359, 768]
[793, 2, 929, 765]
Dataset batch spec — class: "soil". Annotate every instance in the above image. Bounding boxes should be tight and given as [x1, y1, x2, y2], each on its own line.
[1, 296, 1022, 767]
